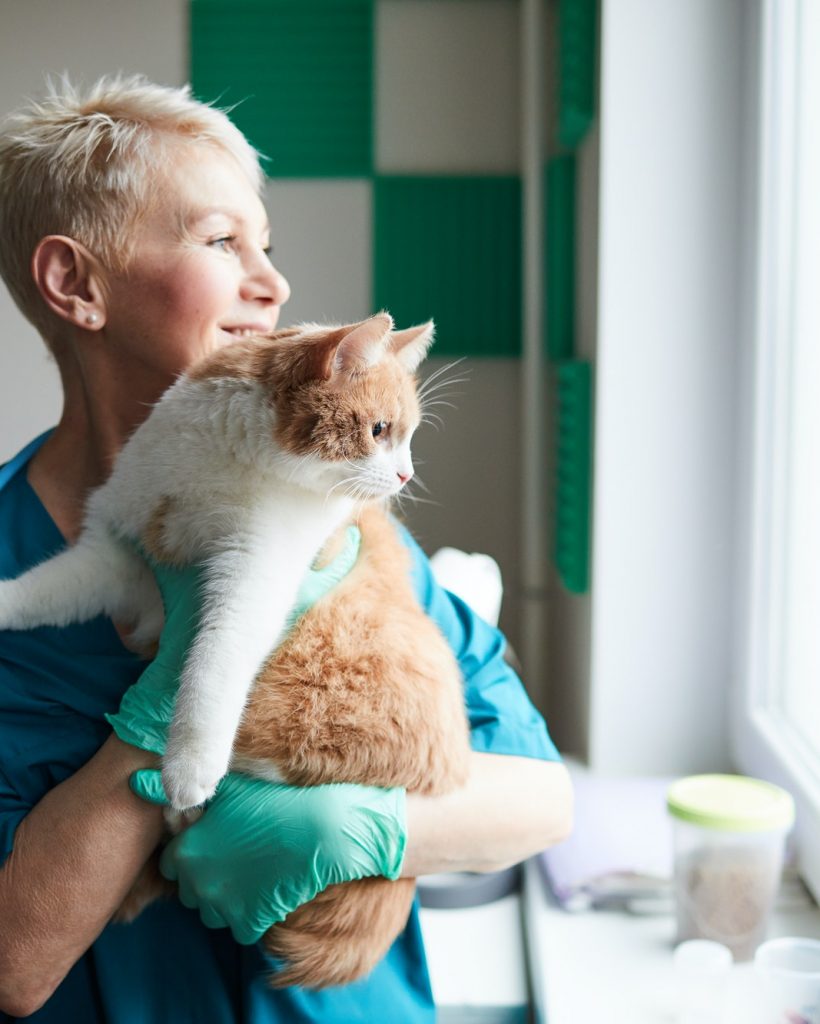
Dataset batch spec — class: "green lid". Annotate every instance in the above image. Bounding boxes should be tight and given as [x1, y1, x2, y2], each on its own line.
[667, 774, 795, 832]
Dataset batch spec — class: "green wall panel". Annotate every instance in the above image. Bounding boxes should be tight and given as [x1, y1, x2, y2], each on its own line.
[557, 0, 597, 149]
[190, 0, 373, 178]
[554, 359, 591, 594]
[545, 154, 576, 362]
[373, 176, 522, 358]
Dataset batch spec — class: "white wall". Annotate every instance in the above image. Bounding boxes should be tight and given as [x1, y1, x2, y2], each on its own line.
[579, 0, 744, 774]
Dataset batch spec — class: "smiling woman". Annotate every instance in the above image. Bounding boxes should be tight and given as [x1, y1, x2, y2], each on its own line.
[86, 148, 290, 379]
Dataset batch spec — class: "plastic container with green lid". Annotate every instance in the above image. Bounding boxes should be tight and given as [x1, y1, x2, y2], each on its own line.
[667, 774, 795, 961]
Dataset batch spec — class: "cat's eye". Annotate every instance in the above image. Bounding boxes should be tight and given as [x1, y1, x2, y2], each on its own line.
[372, 421, 388, 439]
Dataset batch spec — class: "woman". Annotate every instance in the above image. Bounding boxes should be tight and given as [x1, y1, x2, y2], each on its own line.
[0, 75, 572, 1022]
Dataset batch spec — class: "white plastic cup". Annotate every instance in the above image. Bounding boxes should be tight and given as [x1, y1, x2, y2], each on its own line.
[755, 937, 820, 1024]
[667, 775, 795, 961]
[673, 940, 732, 1024]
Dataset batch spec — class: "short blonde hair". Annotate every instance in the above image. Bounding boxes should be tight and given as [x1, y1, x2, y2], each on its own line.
[0, 74, 263, 337]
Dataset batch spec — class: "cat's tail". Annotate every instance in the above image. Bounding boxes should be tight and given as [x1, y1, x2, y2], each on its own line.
[0, 529, 160, 640]
[262, 876, 417, 990]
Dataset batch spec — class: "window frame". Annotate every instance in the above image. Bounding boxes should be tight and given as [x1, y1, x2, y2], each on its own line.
[732, 0, 820, 902]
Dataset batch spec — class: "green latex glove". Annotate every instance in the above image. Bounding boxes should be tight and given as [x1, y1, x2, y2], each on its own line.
[106, 557, 201, 755]
[130, 769, 407, 944]
[106, 527, 362, 755]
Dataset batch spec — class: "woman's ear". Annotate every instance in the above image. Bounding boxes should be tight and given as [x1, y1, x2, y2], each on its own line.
[31, 236, 107, 330]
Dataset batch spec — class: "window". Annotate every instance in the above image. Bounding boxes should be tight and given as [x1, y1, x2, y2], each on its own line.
[733, 0, 820, 900]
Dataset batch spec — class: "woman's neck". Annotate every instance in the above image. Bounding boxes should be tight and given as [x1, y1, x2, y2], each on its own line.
[27, 349, 172, 543]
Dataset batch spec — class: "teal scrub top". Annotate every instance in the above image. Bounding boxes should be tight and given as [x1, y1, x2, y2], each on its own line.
[0, 432, 560, 1024]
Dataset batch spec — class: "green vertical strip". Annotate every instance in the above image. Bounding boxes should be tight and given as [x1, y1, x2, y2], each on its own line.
[555, 360, 591, 594]
[373, 176, 521, 357]
[557, 0, 597, 149]
[190, 0, 373, 177]
[545, 154, 576, 362]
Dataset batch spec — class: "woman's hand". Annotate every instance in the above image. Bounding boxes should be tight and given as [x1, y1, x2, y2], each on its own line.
[106, 558, 202, 756]
[129, 769, 407, 944]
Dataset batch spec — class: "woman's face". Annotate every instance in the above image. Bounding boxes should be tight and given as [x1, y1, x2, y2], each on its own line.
[99, 144, 290, 380]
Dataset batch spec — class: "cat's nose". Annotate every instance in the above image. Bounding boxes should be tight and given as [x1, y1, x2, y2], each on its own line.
[397, 471, 412, 485]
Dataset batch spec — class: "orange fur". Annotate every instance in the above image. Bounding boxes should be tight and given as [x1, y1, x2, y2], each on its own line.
[245, 504, 470, 987]
[234, 506, 469, 796]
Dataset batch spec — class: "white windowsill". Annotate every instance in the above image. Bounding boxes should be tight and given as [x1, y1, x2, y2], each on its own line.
[522, 857, 820, 1023]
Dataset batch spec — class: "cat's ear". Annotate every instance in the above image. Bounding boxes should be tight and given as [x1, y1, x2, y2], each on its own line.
[331, 313, 394, 377]
[297, 314, 393, 382]
[389, 321, 435, 373]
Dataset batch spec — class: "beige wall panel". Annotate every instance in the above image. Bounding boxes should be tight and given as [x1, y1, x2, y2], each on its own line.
[376, 0, 521, 174]
[400, 357, 524, 650]
[265, 180, 373, 328]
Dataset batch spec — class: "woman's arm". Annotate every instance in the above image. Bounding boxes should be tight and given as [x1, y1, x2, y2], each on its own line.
[0, 735, 163, 1018]
[401, 752, 572, 877]
[128, 752, 571, 952]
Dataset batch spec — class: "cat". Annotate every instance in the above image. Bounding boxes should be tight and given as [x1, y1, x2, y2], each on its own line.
[0, 312, 471, 988]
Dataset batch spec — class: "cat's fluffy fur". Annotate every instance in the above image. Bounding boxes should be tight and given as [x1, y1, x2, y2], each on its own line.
[0, 313, 471, 988]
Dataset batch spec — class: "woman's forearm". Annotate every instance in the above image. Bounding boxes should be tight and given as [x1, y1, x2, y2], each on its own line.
[400, 752, 573, 877]
[0, 735, 163, 1017]
[0, 743, 572, 1014]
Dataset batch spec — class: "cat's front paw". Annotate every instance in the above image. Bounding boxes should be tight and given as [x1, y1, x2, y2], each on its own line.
[161, 743, 229, 811]
[163, 805, 203, 835]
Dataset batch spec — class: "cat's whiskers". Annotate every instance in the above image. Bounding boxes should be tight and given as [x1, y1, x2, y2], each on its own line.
[418, 368, 469, 431]
[393, 485, 440, 512]
[417, 384, 469, 415]
[417, 375, 470, 402]
[324, 474, 365, 506]
[344, 481, 377, 510]
[409, 472, 431, 495]
[393, 471, 440, 514]
[420, 412, 445, 431]
[330, 457, 370, 498]
[417, 359, 468, 399]
[421, 398, 458, 416]
[418, 389, 468, 420]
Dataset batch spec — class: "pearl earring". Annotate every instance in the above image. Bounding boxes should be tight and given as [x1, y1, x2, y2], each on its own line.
[85, 312, 99, 325]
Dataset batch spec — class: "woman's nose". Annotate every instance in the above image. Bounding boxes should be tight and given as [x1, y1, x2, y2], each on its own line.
[266, 264, 291, 307]
[242, 253, 291, 307]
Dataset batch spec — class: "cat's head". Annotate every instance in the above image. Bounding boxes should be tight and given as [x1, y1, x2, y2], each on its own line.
[192, 313, 434, 501]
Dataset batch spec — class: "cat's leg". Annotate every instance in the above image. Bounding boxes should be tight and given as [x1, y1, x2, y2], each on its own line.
[0, 529, 159, 635]
[161, 538, 305, 810]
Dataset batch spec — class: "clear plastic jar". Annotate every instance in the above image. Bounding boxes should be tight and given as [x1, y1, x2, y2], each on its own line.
[667, 774, 795, 961]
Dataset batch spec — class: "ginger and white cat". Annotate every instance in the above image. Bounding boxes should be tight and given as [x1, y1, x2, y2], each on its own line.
[0, 313, 471, 987]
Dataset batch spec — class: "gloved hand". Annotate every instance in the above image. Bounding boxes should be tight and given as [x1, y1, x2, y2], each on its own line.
[106, 557, 202, 755]
[130, 769, 407, 943]
[106, 526, 362, 756]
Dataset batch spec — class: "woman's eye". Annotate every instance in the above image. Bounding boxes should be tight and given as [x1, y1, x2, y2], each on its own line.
[210, 236, 236, 251]
[372, 421, 388, 439]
